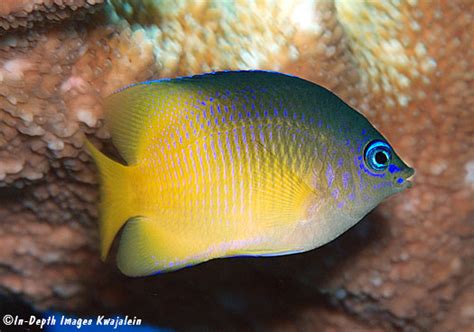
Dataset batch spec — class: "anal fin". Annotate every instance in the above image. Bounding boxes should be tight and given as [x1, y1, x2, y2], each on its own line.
[117, 217, 205, 276]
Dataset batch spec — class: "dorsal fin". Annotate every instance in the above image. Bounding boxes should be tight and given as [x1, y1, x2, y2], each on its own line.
[104, 71, 311, 165]
[104, 82, 177, 164]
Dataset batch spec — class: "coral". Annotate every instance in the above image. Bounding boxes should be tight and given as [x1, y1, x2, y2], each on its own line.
[0, 0, 473, 331]
[0, 0, 104, 33]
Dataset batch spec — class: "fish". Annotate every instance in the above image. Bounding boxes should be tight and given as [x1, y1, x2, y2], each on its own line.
[85, 70, 414, 277]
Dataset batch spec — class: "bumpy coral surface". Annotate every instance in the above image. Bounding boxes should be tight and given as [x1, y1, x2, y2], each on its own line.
[0, 0, 473, 331]
[0, 0, 104, 32]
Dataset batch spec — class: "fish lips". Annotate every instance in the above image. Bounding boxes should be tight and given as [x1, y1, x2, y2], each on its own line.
[397, 166, 415, 190]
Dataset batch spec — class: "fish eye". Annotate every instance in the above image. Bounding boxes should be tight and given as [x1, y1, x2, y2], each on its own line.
[364, 140, 392, 171]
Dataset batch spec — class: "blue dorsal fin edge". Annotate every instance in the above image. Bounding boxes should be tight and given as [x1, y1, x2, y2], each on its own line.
[110, 70, 300, 96]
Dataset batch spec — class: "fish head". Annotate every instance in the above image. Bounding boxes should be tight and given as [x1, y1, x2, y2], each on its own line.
[305, 117, 414, 249]
[343, 125, 415, 221]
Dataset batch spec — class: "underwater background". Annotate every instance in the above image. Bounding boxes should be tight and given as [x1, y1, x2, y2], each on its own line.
[0, 0, 472, 331]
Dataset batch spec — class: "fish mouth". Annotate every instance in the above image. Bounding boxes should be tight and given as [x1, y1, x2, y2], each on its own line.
[393, 166, 415, 190]
[401, 166, 415, 189]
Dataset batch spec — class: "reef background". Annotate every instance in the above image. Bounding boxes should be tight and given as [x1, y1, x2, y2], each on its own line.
[0, 1, 473, 331]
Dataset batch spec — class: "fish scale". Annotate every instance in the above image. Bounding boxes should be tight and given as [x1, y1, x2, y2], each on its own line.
[86, 70, 414, 276]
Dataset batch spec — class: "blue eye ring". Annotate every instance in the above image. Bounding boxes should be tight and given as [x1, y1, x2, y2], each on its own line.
[364, 140, 392, 171]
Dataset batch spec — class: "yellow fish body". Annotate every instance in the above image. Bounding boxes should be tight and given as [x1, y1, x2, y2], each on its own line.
[86, 71, 414, 276]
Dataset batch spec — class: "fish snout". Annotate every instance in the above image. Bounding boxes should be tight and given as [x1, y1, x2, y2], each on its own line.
[396, 166, 415, 189]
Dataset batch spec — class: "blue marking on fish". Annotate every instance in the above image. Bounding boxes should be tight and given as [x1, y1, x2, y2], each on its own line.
[326, 164, 335, 188]
[342, 172, 351, 189]
[388, 164, 401, 173]
[373, 181, 393, 189]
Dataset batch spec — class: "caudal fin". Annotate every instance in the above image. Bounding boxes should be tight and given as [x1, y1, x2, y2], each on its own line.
[85, 139, 135, 260]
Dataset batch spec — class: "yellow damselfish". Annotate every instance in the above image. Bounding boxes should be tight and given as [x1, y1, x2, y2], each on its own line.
[86, 71, 414, 277]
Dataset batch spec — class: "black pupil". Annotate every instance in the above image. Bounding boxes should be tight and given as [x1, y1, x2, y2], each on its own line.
[375, 151, 388, 165]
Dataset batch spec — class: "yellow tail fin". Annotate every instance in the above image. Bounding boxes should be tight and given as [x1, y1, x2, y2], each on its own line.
[85, 139, 135, 261]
